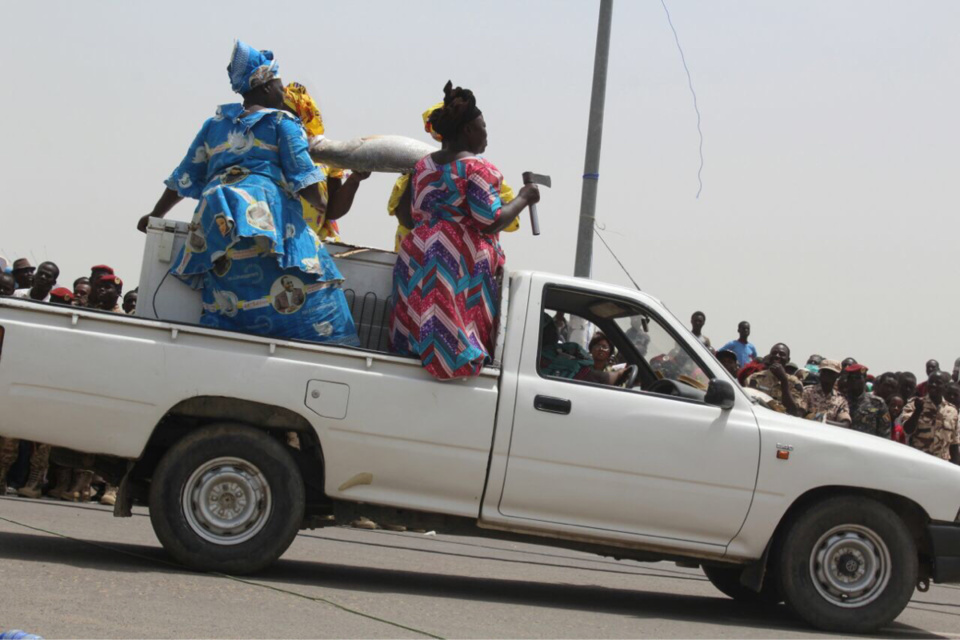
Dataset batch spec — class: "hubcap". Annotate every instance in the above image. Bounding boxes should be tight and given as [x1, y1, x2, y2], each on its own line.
[181, 457, 272, 545]
[810, 524, 891, 608]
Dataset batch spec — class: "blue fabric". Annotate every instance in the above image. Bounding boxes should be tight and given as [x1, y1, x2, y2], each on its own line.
[166, 104, 358, 346]
[228, 41, 279, 94]
[718, 340, 758, 368]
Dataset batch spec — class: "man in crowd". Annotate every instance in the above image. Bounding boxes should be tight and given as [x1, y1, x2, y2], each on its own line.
[898, 371, 918, 401]
[718, 321, 758, 369]
[800, 359, 849, 423]
[73, 277, 91, 307]
[0, 273, 15, 296]
[746, 342, 803, 416]
[87, 265, 115, 307]
[916, 359, 940, 397]
[11, 258, 34, 290]
[873, 371, 900, 404]
[843, 364, 891, 438]
[122, 289, 138, 315]
[13, 261, 58, 302]
[944, 384, 960, 410]
[91, 274, 123, 312]
[49, 288, 74, 305]
[717, 349, 740, 378]
[690, 311, 711, 349]
[900, 371, 960, 463]
[625, 314, 650, 356]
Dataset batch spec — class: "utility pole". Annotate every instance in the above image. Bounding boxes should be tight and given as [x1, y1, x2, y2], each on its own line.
[574, 0, 614, 279]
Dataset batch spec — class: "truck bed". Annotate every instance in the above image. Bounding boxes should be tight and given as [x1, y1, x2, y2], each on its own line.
[0, 296, 501, 518]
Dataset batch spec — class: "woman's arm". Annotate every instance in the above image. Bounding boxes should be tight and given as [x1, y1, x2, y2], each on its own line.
[394, 179, 415, 230]
[138, 189, 184, 233]
[326, 171, 371, 221]
[483, 184, 539, 234]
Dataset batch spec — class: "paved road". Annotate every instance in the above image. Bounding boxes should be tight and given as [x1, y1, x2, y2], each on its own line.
[0, 496, 957, 639]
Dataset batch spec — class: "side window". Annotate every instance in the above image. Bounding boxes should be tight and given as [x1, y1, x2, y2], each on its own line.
[614, 313, 710, 390]
[537, 309, 597, 382]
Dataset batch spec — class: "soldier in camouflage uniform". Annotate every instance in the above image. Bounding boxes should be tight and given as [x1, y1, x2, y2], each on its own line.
[843, 364, 892, 438]
[0, 436, 18, 494]
[800, 359, 850, 424]
[0, 437, 50, 498]
[901, 371, 960, 462]
[746, 343, 804, 416]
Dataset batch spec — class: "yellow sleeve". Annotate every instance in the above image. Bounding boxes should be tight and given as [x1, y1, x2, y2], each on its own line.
[323, 165, 345, 181]
[500, 180, 520, 233]
[387, 174, 410, 216]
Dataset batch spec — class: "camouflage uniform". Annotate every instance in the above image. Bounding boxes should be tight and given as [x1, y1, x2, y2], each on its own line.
[0, 437, 50, 495]
[900, 396, 960, 461]
[0, 436, 20, 493]
[746, 369, 804, 414]
[801, 386, 850, 423]
[845, 392, 892, 439]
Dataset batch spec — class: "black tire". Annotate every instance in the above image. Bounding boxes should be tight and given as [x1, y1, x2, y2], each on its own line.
[776, 496, 917, 633]
[149, 423, 305, 575]
[703, 565, 783, 605]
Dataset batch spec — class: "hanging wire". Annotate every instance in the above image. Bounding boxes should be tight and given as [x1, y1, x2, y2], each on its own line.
[594, 222, 642, 291]
[660, 0, 704, 199]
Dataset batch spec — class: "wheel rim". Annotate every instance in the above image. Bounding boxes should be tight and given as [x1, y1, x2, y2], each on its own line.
[809, 524, 891, 608]
[181, 457, 272, 546]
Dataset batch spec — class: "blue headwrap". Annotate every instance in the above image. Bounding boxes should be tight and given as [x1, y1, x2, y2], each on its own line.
[228, 40, 280, 94]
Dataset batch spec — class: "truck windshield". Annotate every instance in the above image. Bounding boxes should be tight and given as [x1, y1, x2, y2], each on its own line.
[614, 313, 710, 390]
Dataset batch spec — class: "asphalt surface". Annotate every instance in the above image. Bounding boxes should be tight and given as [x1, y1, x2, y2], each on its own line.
[0, 495, 957, 639]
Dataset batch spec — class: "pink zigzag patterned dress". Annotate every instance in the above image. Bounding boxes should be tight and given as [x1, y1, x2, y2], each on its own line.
[390, 155, 505, 380]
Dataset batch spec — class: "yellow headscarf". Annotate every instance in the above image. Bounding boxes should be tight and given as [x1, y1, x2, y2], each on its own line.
[284, 82, 325, 137]
[284, 82, 344, 242]
[422, 101, 444, 142]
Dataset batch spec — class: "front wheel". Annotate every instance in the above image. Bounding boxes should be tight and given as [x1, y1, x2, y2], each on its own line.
[776, 496, 917, 633]
[149, 423, 305, 575]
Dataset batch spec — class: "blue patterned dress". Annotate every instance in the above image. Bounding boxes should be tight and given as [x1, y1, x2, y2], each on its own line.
[165, 104, 358, 345]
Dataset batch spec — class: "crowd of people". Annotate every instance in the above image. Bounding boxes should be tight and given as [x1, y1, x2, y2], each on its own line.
[0, 257, 138, 502]
[692, 312, 959, 465]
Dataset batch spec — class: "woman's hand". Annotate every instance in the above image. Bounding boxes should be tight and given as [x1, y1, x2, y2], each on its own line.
[346, 170, 371, 184]
[141, 188, 184, 233]
[137, 213, 157, 233]
[518, 183, 541, 206]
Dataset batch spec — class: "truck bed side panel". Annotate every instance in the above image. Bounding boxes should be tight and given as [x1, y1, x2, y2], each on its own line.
[0, 302, 499, 518]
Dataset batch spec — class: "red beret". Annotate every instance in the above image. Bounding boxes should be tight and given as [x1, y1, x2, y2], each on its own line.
[51, 287, 73, 299]
[96, 273, 123, 288]
[90, 265, 114, 274]
[844, 364, 869, 374]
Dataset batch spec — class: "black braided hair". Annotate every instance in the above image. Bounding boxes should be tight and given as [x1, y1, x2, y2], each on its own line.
[428, 80, 482, 140]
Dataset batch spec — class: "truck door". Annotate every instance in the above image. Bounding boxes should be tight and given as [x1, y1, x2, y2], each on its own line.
[490, 282, 760, 551]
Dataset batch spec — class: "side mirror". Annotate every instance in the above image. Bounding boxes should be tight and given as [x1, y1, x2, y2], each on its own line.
[705, 379, 736, 410]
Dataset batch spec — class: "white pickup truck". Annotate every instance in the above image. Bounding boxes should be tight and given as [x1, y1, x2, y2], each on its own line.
[1, 223, 958, 634]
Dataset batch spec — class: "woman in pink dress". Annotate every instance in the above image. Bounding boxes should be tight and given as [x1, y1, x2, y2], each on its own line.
[390, 82, 540, 380]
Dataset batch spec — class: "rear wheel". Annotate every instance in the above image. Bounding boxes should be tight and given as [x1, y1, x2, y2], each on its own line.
[776, 496, 917, 633]
[149, 423, 305, 575]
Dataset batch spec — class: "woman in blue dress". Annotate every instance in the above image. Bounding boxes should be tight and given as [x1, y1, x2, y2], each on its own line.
[139, 41, 359, 345]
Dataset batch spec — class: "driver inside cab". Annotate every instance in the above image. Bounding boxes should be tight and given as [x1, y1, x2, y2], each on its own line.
[539, 313, 632, 386]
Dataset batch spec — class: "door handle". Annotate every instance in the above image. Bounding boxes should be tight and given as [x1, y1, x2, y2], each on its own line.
[534, 395, 572, 415]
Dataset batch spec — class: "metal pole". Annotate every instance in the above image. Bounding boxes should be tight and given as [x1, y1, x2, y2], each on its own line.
[574, 0, 614, 279]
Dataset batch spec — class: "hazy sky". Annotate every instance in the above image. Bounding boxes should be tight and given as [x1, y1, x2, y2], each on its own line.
[2, 1, 957, 375]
